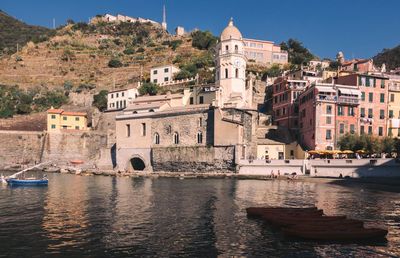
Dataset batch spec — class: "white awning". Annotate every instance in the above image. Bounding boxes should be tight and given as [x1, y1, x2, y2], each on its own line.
[316, 86, 336, 93]
[339, 88, 360, 97]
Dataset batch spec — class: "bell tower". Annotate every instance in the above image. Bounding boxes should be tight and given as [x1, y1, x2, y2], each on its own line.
[215, 18, 248, 108]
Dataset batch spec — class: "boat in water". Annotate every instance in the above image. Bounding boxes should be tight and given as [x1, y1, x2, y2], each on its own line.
[6, 177, 48, 186]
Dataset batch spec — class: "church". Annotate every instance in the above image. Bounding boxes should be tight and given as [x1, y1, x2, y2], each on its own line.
[115, 19, 261, 172]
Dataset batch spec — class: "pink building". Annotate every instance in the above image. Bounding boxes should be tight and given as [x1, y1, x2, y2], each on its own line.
[272, 77, 308, 130]
[336, 73, 389, 137]
[298, 83, 361, 150]
[243, 38, 288, 65]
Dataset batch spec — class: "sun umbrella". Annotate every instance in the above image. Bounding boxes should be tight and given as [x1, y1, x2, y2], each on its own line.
[342, 150, 354, 154]
[307, 150, 319, 155]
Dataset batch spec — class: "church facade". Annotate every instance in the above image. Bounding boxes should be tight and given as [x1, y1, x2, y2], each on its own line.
[115, 19, 258, 172]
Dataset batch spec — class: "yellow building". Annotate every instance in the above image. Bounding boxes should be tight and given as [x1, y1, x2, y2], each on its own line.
[388, 79, 400, 137]
[47, 108, 88, 132]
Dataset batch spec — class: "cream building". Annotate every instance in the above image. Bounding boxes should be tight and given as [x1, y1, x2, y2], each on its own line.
[388, 77, 400, 137]
[150, 65, 180, 85]
[107, 88, 139, 111]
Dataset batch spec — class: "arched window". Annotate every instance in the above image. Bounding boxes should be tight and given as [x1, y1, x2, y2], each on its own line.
[154, 133, 160, 145]
[167, 125, 172, 134]
[197, 131, 203, 144]
[173, 132, 179, 144]
[235, 68, 239, 78]
[225, 68, 228, 79]
[235, 45, 238, 52]
[225, 45, 229, 51]
[149, 109, 155, 112]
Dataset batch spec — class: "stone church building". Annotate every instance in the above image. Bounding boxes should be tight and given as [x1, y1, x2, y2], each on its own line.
[115, 19, 262, 172]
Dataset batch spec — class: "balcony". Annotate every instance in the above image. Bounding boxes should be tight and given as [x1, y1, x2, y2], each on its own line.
[316, 95, 337, 102]
[389, 85, 400, 92]
[337, 96, 360, 105]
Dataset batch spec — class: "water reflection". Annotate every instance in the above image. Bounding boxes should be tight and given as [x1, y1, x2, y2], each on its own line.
[0, 174, 399, 257]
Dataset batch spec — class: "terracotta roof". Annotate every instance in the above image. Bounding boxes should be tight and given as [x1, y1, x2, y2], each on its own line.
[62, 111, 87, 116]
[47, 109, 63, 114]
[47, 109, 86, 116]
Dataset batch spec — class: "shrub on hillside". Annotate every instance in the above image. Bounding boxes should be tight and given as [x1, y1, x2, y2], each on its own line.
[108, 58, 123, 68]
[191, 30, 217, 50]
[123, 48, 135, 55]
[139, 82, 159, 96]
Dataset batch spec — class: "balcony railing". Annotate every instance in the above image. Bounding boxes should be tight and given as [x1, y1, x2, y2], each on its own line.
[316, 95, 337, 102]
[337, 96, 360, 105]
[220, 50, 245, 55]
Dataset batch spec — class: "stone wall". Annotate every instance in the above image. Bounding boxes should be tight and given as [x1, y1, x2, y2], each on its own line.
[0, 131, 45, 167]
[151, 146, 235, 172]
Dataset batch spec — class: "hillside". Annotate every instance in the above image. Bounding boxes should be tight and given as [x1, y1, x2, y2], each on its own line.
[0, 10, 53, 55]
[0, 15, 212, 92]
[373, 44, 400, 70]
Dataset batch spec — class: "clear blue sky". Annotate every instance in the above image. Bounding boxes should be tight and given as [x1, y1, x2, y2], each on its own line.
[2, 0, 400, 59]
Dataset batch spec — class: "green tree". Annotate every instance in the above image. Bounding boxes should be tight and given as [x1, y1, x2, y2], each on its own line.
[139, 82, 159, 96]
[191, 30, 218, 50]
[381, 137, 395, 154]
[93, 90, 108, 111]
[261, 64, 282, 80]
[280, 39, 315, 66]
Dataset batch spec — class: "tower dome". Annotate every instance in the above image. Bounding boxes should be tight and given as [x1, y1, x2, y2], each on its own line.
[220, 18, 242, 41]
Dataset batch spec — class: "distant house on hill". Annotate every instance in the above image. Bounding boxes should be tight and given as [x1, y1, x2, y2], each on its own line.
[91, 14, 161, 27]
[47, 108, 88, 132]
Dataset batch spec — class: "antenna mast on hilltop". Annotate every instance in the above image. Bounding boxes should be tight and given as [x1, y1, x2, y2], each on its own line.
[162, 3, 167, 31]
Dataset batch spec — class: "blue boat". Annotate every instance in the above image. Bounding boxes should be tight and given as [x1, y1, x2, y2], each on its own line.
[6, 178, 48, 186]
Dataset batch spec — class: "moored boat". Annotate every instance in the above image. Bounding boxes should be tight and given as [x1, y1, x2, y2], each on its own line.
[246, 207, 320, 217]
[6, 178, 48, 186]
[287, 219, 364, 230]
[261, 215, 347, 227]
[283, 227, 388, 241]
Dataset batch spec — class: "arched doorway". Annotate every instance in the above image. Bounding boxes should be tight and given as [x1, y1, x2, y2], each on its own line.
[130, 157, 145, 171]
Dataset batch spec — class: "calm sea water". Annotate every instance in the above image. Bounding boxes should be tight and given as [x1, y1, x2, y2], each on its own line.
[0, 173, 399, 258]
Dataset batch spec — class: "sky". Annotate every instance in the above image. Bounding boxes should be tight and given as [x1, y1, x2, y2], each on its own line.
[1, 0, 400, 59]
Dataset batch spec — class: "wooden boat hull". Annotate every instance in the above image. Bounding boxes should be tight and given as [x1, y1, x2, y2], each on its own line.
[7, 178, 48, 186]
[287, 219, 364, 230]
[262, 215, 347, 227]
[283, 228, 388, 241]
[246, 207, 320, 217]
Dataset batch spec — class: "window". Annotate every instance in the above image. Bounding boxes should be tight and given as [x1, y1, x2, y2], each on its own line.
[389, 128, 393, 136]
[154, 133, 160, 145]
[173, 132, 179, 144]
[360, 108, 365, 117]
[75, 117, 80, 121]
[360, 125, 365, 134]
[164, 77, 169, 82]
[368, 126, 372, 135]
[198, 117, 203, 127]
[235, 45, 238, 52]
[390, 94, 395, 102]
[75, 126, 79, 130]
[141, 123, 146, 136]
[197, 131, 203, 144]
[126, 124, 130, 137]
[348, 107, 354, 116]
[326, 105, 332, 114]
[124, 100, 126, 108]
[111, 94, 114, 99]
[164, 68, 169, 73]
[116, 93, 119, 98]
[225, 45, 229, 51]
[51, 115, 56, 119]
[122, 92, 124, 97]
[235, 68, 239, 78]
[369, 93, 373, 102]
[338, 106, 344, 116]
[368, 108, 373, 118]
[51, 124, 56, 129]
[350, 124, 355, 134]
[199, 96, 204, 104]
[190, 97, 194, 105]
[339, 123, 345, 134]
[381, 79, 385, 88]
[380, 109, 385, 119]
[153, 79, 158, 83]
[225, 68, 228, 79]
[389, 110, 394, 118]
[326, 129, 332, 139]
[167, 125, 172, 134]
[361, 92, 365, 101]
[326, 117, 331, 124]
[153, 70, 158, 75]
[63, 116, 67, 121]
[380, 93, 385, 103]
[378, 127, 383, 136]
